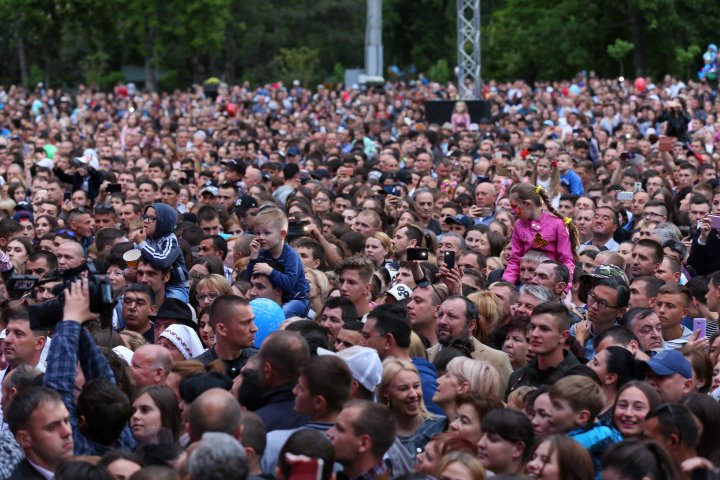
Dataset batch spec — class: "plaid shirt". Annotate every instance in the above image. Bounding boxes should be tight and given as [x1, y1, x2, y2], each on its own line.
[340, 461, 389, 480]
[0, 428, 24, 478]
[44, 321, 135, 456]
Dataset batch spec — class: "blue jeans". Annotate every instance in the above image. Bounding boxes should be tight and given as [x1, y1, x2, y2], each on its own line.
[282, 298, 310, 319]
[166, 283, 190, 303]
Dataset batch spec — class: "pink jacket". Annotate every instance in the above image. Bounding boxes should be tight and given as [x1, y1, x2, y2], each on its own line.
[502, 212, 575, 285]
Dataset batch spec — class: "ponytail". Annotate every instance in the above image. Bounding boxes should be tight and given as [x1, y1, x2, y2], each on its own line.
[536, 187, 580, 260]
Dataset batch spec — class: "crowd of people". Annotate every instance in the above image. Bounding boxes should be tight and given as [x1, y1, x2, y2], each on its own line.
[0, 72, 719, 479]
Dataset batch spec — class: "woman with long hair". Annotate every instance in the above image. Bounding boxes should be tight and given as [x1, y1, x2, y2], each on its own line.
[476, 408, 534, 476]
[305, 268, 330, 317]
[587, 345, 643, 420]
[525, 434, 595, 480]
[378, 358, 446, 456]
[611, 380, 660, 439]
[130, 385, 182, 444]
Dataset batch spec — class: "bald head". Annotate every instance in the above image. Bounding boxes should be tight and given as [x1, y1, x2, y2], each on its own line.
[130, 344, 173, 388]
[55, 240, 85, 271]
[188, 388, 243, 442]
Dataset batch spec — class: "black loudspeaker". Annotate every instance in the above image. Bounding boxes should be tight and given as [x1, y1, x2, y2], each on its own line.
[424, 100, 491, 125]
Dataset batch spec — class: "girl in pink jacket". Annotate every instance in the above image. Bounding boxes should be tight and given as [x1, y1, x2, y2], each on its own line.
[502, 183, 578, 286]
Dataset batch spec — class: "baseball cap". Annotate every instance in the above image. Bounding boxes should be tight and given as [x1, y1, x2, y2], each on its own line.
[578, 264, 629, 303]
[235, 195, 259, 215]
[385, 283, 412, 302]
[287, 145, 301, 157]
[36, 158, 54, 170]
[199, 185, 219, 197]
[642, 350, 692, 379]
[317, 346, 383, 392]
[225, 159, 246, 174]
[444, 214, 472, 229]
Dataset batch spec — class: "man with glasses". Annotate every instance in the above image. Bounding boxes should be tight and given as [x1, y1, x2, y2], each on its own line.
[641, 200, 669, 223]
[572, 265, 630, 360]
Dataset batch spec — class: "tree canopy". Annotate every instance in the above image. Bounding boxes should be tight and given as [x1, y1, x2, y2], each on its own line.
[0, 0, 718, 90]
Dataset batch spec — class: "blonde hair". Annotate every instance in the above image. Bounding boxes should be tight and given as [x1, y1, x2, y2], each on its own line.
[254, 207, 289, 231]
[467, 291, 503, 339]
[379, 358, 429, 418]
[530, 156, 561, 198]
[196, 274, 233, 295]
[370, 232, 392, 252]
[120, 330, 147, 351]
[408, 332, 428, 360]
[305, 268, 331, 301]
[435, 452, 485, 480]
[446, 357, 502, 398]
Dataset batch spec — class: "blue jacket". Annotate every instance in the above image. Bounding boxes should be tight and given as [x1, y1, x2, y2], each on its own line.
[560, 170, 585, 195]
[135, 203, 188, 285]
[569, 421, 623, 480]
[412, 357, 444, 416]
[246, 243, 309, 302]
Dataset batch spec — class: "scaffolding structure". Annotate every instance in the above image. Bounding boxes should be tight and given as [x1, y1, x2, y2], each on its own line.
[457, 0, 481, 100]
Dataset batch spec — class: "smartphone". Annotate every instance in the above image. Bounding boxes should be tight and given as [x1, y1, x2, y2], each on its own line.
[634, 182, 643, 193]
[406, 248, 429, 261]
[383, 185, 401, 196]
[616, 191, 634, 201]
[693, 318, 707, 338]
[443, 251, 456, 270]
[105, 183, 122, 193]
[708, 215, 720, 229]
[659, 137, 672, 153]
[496, 166, 511, 177]
[63, 191, 72, 201]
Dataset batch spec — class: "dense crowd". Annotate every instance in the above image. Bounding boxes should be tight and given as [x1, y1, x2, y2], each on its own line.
[0, 72, 719, 480]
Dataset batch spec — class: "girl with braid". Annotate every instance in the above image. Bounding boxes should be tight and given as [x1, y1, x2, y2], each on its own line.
[502, 184, 578, 290]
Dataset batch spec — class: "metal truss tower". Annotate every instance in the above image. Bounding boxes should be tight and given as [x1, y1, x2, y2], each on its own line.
[457, 0, 481, 100]
[365, 0, 383, 78]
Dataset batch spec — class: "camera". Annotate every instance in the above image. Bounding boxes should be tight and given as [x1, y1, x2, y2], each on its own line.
[26, 262, 115, 329]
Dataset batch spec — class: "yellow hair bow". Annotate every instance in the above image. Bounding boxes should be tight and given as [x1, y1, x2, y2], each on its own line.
[564, 217, 572, 226]
[535, 186, 543, 195]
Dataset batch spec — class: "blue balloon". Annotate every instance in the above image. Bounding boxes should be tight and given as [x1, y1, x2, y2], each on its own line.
[250, 298, 286, 348]
[569, 84, 581, 95]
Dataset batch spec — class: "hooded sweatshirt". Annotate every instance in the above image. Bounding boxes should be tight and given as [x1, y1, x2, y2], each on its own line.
[134, 203, 188, 285]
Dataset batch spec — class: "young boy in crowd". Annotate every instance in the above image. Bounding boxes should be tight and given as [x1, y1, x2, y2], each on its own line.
[547, 375, 623, 479]
[557, 152, 584, 195]
[247, 207, 310, 318]
[132, 202, 190, 302]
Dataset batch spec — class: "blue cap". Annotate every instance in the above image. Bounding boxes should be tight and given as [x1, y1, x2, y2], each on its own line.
[444, 214, 472, 229]
[287, 145, 300, 156]
[644, 350, 692, 379]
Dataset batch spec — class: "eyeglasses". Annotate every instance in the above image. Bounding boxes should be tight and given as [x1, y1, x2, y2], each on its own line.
[190, 272, 208, 281]
[644, 211, 664, 219]
[142, 215, 157, 223]
[313, 196, 330, 203]
[197, 292, 221, 302]
[586, 291, 619, 310]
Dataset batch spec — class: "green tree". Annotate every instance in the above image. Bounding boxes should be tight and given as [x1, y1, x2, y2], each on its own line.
[675, 45, 701, 79]
[607, 39, 634, 77]
[273, 47, 321, 86]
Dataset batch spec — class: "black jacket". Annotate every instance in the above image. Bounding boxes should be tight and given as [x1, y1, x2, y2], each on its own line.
[10, 459, 47, 480]
[687, 231, 720, 276]
[53, 165, 104, 200]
